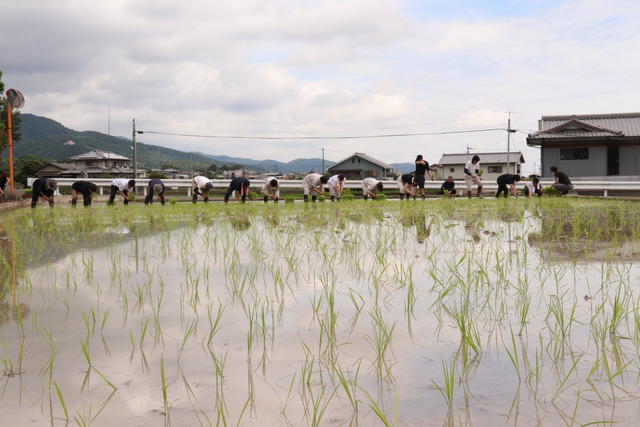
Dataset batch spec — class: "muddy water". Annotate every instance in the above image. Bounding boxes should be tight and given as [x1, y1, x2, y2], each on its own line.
[2, 202, 640, 426]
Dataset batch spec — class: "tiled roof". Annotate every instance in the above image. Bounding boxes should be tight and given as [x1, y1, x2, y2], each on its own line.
[437, 152, 525, 165]
[528, 113, 640, 140]
[70, 150, 130, 161]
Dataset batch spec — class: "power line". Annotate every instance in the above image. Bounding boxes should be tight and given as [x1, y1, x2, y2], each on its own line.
[137, 127, 507, 141]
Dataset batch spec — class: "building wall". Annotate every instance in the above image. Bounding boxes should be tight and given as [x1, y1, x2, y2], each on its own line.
[541, 146, 607, 177]
[619, 146, 640, 175]
[439, 163, 521, 181]
[329, 157, 388, 179]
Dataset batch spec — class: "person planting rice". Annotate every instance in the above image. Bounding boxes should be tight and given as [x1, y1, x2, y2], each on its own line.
[327, 174, 345, 201]
[145, 178, 166, 205]
[192, 175, 214, 203]
[0, 171, 7, 201]
[398, 173, 416, 200]
[261, 177, 280, 203]
[224, 176, 250, 203]
[524, 177, 543, 197]
[31, 177, 57, 208]
[464, 155, 483, 198]
[414, 155, 433, 199]
[550, 166, 574, 195]
[71, 180, 98, 207]
[108, 179, 135, 205]
[362, 177, 383, 200]
[496, 174, 521, 198]
[440, 176, 457, 196]
[302, 173, 328, 203]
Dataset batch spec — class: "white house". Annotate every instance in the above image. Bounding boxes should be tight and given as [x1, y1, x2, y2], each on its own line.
[437, 152, 525, 181]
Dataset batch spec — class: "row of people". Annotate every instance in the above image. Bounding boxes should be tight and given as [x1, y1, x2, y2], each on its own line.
[29, 166, 571, 207]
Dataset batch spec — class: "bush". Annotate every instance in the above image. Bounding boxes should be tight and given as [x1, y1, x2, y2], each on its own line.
[169, 198, 177, 205]
[374, 193, 386, 201]
[342, 193, 354, 201]
[284, 196, 295, 203]
[542, 186, 561, 196]
[248, 191, 258, 201]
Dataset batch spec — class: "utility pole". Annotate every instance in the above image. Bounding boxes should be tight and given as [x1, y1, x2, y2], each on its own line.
[132, 118, 137, 178]
[466, 145, 473, 154]
[321, 148, 325, 174]
[507, 112, 512, 173]
[108, 110, 111, 136]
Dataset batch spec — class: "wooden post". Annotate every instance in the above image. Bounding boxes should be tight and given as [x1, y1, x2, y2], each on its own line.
[7, 105, 14, 193]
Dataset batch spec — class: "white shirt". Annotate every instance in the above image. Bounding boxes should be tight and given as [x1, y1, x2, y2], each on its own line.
[261, 178, 279, 194]
[328, 175, 342, 187]
[525, 181, 541, 194]
[303, 173, 323, 188]
[193, 175, 212, 189]
[464, 160, 480, 176]
[112, 178, 131, 191]
[362, 177, 380, 196]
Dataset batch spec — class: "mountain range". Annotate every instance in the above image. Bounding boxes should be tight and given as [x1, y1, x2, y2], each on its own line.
[8, 113, 415, 174]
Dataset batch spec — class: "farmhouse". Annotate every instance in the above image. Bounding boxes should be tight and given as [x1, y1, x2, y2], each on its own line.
[527, 113, 640, 178]
[436, 152, 525, 181]
[327, 152, 394, 179]
[36, 150, 136, 178]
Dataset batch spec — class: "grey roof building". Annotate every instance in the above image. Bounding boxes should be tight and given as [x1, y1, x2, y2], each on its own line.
[327, 152, 394, 179]
[527, 113, 640, 177]
[36, 150, 137, 178]
[437, 152, 524, 180]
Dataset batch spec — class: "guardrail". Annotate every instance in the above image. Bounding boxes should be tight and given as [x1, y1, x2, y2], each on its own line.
[26, 177, 639, 197]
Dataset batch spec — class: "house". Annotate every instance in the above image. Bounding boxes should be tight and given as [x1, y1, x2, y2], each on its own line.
[527, 113, 640, 177]
[326, 153, 394, 179]
[36, 150, 137, 178]
[437, 152, 525, 181]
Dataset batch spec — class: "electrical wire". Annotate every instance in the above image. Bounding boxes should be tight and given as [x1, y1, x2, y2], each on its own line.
[138, 127, 508, 140]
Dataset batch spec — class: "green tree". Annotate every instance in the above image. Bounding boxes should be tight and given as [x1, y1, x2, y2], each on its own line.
[0, 70, 22, 152]
[15, 155, 44, 185]
[160, 162, 176, 170]
[208, 163, 218, 172]
[147, 170, 167, 179]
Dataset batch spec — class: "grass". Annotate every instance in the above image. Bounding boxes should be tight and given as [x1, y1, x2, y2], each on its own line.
[1, 198, 640, 424]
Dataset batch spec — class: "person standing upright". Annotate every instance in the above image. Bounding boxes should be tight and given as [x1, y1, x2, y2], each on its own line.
[302, 173, 328, 203]
[464, 155, 483, 198]
[414, 155, 433, 199]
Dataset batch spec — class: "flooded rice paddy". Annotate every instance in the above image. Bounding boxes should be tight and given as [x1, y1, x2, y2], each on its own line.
[2, 198, 640, 426]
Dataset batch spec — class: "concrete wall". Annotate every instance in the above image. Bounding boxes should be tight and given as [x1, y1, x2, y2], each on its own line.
[541, 146, 607, 177]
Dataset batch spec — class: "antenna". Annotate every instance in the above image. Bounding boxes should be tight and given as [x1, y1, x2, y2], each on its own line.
[466, 145, 474, 154]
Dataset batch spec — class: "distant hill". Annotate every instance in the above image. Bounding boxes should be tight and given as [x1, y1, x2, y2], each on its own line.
[201, 154, 335, 174]
[9, 114, 231, 170]
[390, 163, 415, 174]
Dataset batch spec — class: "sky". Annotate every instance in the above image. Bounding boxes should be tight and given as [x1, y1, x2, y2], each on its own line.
[1, 0, 639, 172]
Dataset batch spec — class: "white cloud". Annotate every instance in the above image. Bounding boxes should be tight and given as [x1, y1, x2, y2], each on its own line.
[1, 0, 639, 171]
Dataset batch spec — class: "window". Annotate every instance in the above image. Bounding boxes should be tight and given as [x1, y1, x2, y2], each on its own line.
[560, 148, 589, 160]
[488, 166, 502, 173]
[352, 158, 355, 163]
[365, 170, 378, 177]
[449, 168, 455, 173]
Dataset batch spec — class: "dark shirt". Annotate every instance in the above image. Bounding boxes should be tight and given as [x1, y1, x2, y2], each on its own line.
[497, 174, 517, 185]
[72, 181, 98, 193]
[148, 178, 165, 191]
[401, 174, 414, 185]
[229, 177, 250, 191]
[555, 171, 572, 186]
[32, 178, 54, 197]
[441, 180, 455, 191]
[414, 162, 429, 176]
[0, 175, 7, 189]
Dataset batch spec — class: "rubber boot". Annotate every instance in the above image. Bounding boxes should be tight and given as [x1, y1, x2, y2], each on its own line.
[204, 197, 209, 204]
[312, 195, 317, 203]
[330, 196, 335, 202]
[304, 195, 309, 203]
[363, 195, 368, 201]
[274, 198, 279, 203]
[241, 195, 247, 203]
[400, 194, 404, 200]
[72, 199, 77, 207]
[477, 186, 483, 198]
[263, 196, 268, 203]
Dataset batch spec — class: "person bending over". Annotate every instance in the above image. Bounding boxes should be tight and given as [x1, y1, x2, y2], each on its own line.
[398, 173, 416, 200]
[109, 179, 135, 205]
[362, 177, 383, 200]
[550, 166, 574, 195]
[440, 176, 457, 196]
[496, 174, 521, 198]
[145, 178, 166, 205]
[261, 177, 280, 203]
[225, 176, 250, 203]
[31, 177, 57, 208]
[327, 174, 345, 201]
[71, 180, 98, 207]
[192, 175, 214, 203]
[524, 177, 543, 197]
[302, 173, 328, 202]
